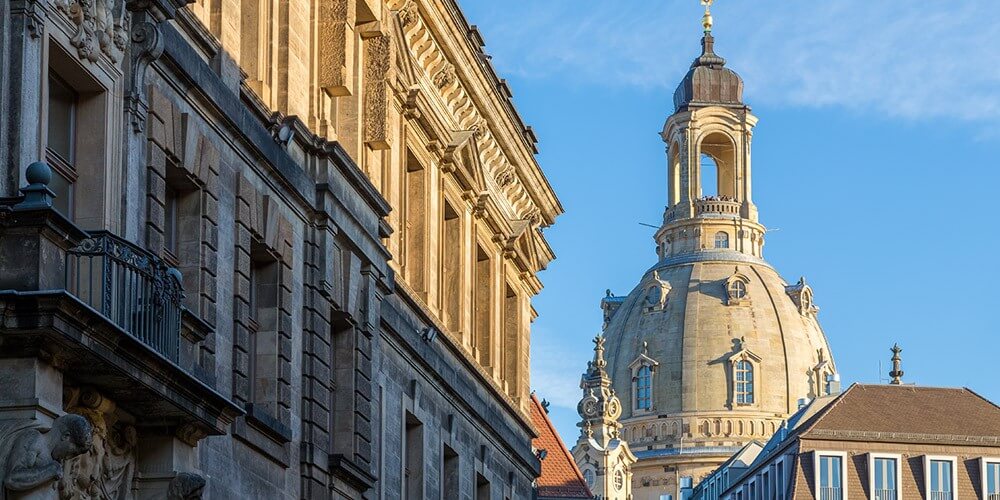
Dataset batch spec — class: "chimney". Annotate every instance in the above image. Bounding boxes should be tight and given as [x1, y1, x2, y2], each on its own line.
[826, 373, 841, 395]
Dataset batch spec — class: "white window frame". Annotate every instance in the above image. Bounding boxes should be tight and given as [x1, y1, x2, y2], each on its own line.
[814, 451, 848, 500]
[980, 457, 1000, 500]
[868, 453, 902, 500]
[923, 455, 958, 500]
[775, 456, 787, 500]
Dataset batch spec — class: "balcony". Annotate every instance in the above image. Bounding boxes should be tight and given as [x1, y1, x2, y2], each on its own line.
[695, 197, 741, 217]
[66, 231, 182, 361]
[0, 162, 241, 440]
[818, 487, 842, 500]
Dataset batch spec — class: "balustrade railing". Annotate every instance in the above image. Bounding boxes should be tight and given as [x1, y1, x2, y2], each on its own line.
[873, 488, 897, 500]
[930, 492, 953, 500]
[695, 198, 741, 216]
[818, 487, 842, 500]
[65, 231, 182, 361]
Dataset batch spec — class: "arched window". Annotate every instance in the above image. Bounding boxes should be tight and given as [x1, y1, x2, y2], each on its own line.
[583, 469, 595, 488]
[735, 360, 754, 405]
[635, 365, 652, 410]
[700, 153, 718, 198]
[715, 231, 730, 249]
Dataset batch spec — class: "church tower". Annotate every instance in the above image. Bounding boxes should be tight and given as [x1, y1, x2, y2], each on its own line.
[590, 2, 840, 499]
[573, 336, 637, 500]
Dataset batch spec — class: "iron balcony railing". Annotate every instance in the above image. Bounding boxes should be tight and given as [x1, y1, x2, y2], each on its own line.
[930, 492, 953, 500]
[873, 488, 897, 500]
[66, 231, 182, 361]
[818, 487, 842, 500]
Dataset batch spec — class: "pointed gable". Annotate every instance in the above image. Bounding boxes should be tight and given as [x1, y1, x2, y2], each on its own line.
[530, 394, 594, 499]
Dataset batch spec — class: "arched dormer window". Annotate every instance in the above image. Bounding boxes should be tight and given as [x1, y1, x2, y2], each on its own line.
[734, 360, 754, 405]
[714, 231, 730, 249]
[725, 270, 751, 306]
[636, 365, 652, 410]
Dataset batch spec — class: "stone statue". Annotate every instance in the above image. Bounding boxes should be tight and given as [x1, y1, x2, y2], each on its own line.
[59, 388, 137, 500]
[166, 473, 205, 500]
[0, 414, 93, 499]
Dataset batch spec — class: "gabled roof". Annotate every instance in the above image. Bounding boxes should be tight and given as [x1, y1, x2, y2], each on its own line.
[529, 393, 594, 499]
[800, 384, 1000, 441]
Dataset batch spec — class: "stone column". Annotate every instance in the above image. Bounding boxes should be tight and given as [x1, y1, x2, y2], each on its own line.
[4, 0, 48, 194]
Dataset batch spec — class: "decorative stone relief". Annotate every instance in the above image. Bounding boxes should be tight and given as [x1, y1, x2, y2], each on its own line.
[0, 414, 93, 498]
[432, 64, 456, 88]
[167, 473, 206, 500]
[59, 388, 137, 500]
[494, 165, 516, 188]
[397, 1, 419, 27]
[318, 0, 355, 96]
[364, 33, 391, 149]
[55, 0, 130, 63]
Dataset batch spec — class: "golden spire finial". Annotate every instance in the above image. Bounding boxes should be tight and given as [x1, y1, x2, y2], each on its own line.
[701, 0, 714, 33]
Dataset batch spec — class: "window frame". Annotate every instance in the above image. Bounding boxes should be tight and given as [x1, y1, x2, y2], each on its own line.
[734, 359, 755, 405]
[868, 453, 902, 500]
[923, 455, 958, 500]
[814, 451, 848, 500]
[635, 364, 652, 410]
[982, 458, 1000, 500]
[715, 231, 730, 249]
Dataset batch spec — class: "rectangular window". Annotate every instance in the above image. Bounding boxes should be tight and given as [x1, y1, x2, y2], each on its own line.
[476, 472, 490, 500]
[818, 455, 843, 500]
[46, 72, 78, 218]
[776, 460, 785, 500]
[249, 242, 280, 412]
[404, 412, 423, 500]
[442, 201, 462, 335]
[984, 460, 1000, 500]
[873, 457, 898, 500]
[928, 459, 954, 500]
[164, 184, 180, 259]
[442, 444, 459, 499]
[763, 471, 771, 500]
[404, 150, 427, 292]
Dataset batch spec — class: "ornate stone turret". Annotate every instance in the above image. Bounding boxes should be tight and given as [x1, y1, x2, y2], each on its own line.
[572, 336, 636, 499]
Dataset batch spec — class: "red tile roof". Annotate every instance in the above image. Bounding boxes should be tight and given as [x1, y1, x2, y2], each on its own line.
[529, 394, 594, 499]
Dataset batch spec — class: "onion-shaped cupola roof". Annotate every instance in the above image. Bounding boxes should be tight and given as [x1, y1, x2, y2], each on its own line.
[672, 26, 744, 110]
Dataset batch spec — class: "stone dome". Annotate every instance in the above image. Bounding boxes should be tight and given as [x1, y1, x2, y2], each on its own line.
[603, 251, 836, 429]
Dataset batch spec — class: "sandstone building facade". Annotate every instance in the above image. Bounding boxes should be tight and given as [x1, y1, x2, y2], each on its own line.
[577, 8, 839, 500]
[0, 0, 560, 498]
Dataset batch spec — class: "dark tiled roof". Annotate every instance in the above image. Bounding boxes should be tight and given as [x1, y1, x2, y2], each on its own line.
[529, 394, 593, 499]
[803, 384, 1000, 439]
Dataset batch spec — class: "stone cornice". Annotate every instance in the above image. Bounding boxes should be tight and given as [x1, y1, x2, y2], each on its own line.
[390, 0, 562, 229]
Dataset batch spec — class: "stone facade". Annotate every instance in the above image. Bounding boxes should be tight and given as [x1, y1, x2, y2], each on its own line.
[0, 0, 560, 498]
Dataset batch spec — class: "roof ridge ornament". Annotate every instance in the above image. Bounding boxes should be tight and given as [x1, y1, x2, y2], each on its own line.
[701, 0, 714, 33]
[889, 343, 904, 385]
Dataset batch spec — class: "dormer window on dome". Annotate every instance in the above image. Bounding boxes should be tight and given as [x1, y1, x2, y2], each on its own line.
[629, 342, 659, 413]
[726, 270, 751, 306]
[728, 336, 761, 408]
[643, 271, 670, 313]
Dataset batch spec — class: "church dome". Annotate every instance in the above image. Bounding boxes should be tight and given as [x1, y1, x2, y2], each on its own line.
[602, 253, 835, 429]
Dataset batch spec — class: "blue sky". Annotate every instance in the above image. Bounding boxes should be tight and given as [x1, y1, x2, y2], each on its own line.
[456, 1, 1000, 443]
